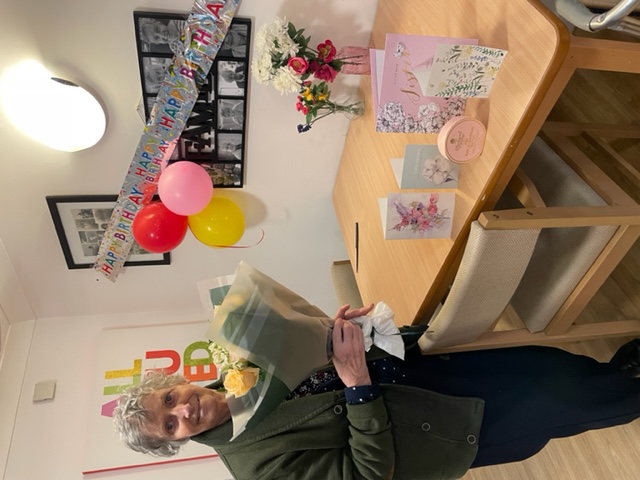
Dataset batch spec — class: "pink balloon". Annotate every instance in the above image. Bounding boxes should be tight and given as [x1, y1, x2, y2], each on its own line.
[158, 161, 213, 216]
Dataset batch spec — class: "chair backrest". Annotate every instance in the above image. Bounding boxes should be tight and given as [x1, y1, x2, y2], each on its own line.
[507, 137, 617, 332]
[330, 260, 364, 308]
[418, 222, 540, 352]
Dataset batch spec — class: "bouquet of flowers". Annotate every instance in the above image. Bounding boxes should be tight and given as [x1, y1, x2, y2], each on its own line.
[252, 17, 366, 94]
[208, 342, 262, 398]
[198, 261, 411, 440]
[295, 81, 364, 133]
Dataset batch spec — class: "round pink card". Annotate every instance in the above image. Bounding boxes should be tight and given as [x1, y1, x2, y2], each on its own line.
[437, 116, 487, 164]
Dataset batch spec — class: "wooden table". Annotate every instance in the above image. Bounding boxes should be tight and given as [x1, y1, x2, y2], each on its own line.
[333, 0, 571, 326]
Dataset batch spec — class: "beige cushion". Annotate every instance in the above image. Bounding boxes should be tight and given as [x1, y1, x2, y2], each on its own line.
[419, 221, 540, 351]
[331, 261, 364, 308]
[506, 137, 617, 332]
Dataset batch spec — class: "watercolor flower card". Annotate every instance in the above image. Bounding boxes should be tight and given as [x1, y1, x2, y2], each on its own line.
[379, 192, 455, 240]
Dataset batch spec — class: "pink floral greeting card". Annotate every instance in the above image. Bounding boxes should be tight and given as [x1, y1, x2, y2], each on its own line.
[379, 192, 455, 239]
[375, 34, 477, 133]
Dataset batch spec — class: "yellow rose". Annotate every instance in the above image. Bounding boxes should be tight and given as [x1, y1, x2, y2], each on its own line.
[223, 367, 260, 397]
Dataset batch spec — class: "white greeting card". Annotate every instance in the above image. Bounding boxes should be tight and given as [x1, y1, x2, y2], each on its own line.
[424, 44, 508, 98]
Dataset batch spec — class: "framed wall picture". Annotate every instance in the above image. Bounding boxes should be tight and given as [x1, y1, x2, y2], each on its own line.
[133, 11, 252, 188]
[46, 195, 170, 269]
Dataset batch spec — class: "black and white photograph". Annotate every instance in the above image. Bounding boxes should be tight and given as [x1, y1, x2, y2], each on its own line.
[200, 162, 243, 187]
[146, 96, 158, 116]
[136, 15, 187, 55]
[217, 60, 246, 96]
[218, 23, 249, 58]
[46, 195, 170, 269]
[134, 11, 251, 187]
[217, 133, 243, 161]
[217, 99, 244, 130]
[142, 57, 173, 94]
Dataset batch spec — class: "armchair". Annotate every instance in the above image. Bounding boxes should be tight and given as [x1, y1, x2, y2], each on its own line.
[420, 121, 640, 353]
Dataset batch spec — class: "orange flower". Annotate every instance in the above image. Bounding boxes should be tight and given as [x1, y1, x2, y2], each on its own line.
[223, 368, 260, 397]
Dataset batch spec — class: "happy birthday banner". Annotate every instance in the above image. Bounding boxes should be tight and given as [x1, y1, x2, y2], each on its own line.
[94, 0, 240, 282]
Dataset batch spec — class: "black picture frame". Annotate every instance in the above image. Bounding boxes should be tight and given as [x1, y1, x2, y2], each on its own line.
[133, 11, 251, 188]
[46, 195, 171, 270]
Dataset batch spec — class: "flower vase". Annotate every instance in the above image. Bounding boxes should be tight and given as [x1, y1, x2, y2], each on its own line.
[332, 95, 365, 120]
[336, 46, 371, 75]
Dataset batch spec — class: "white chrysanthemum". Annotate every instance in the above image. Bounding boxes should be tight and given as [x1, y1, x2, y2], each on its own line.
[274, 32, 299, 58]
[254, 25, 270, 53]
[252, 51, 274, 84]
[271, 66, 301, 94]
[270, 17, 289, 38]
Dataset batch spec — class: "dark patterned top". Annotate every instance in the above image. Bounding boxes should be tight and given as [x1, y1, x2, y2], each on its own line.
[286, 357, 406, 405]
[286, 369, 339, 400]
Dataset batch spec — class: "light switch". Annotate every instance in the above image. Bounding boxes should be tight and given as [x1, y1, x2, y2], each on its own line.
[33, 380, 56, 402]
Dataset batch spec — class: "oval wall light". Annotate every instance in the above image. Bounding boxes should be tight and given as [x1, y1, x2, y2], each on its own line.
[0, 60, 107, 152]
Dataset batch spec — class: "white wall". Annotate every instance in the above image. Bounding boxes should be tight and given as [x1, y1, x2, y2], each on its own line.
[0, 0, 378, 320]
[0, 0, 379, 479]
[2, 311, 235, 480]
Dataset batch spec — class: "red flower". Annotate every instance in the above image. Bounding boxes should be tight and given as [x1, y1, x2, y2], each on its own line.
[302, 106, 309, 114]
[287, 56, 309, 74]
[296, 101, 303, 111]
[308, 60, 320, 73]
[317, 40, 337, 62]
[313, 64, 338, 82]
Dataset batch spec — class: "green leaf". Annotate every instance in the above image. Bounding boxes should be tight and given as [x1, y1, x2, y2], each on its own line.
[305, 113, 313, 123]
[287, 22, 297, 37]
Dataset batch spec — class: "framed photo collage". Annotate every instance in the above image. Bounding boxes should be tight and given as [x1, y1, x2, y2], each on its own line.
[133, 11, 251, 188]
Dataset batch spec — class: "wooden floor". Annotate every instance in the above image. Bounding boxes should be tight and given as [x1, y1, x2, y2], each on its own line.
[462, 31, 640, 480]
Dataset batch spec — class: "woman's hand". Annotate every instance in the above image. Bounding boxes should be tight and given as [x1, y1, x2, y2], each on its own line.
[332, 303, 374, 387]
[334, 303, 374, 322]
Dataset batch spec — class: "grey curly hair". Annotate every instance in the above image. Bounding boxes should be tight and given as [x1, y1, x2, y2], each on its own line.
[112, 370, 189, 457]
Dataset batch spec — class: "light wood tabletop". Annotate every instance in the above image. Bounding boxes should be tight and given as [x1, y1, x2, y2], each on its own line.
[333, 0, 571, 326]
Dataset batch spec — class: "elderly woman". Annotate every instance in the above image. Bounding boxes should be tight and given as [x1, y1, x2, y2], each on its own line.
[114, 305, 640, 479]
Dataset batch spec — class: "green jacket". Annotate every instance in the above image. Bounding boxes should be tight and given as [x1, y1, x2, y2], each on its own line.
[192, 383, 484, 480]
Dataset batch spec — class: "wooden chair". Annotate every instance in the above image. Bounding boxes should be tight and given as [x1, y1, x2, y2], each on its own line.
[420, 121, 640, 353]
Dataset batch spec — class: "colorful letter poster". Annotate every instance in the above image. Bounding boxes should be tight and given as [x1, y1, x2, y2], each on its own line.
[83, 322, 220, 473]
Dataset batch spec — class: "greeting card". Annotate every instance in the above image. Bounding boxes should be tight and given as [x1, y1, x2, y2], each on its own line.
[424, 44, 508, 98]
[391, 144, 460, 189]
[379, 192, 455, 240]
[375, 34, 477, 133]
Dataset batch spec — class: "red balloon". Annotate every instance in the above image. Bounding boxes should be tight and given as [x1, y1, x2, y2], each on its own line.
[132, 202, 188, 253]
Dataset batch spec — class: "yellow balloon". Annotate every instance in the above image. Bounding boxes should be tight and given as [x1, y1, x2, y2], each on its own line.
[188, 197, 245, 246]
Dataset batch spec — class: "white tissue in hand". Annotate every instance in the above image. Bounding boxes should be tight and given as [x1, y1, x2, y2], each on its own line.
[351, 301, 405, 360]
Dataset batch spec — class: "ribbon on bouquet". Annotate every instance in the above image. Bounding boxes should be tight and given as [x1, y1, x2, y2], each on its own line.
[93, 0, 240, 282]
